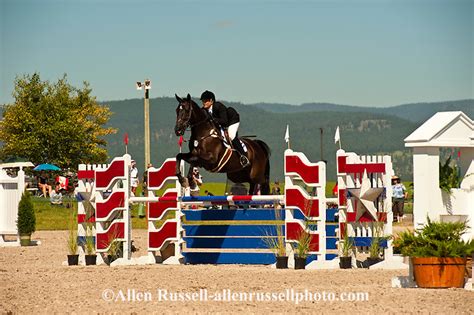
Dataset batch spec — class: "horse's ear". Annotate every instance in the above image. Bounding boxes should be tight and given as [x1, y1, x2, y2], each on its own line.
[186, 94, 191, 101]
[175, 94, 183, 102]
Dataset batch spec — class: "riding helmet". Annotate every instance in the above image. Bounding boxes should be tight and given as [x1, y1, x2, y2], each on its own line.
[200, 90, 215, 101]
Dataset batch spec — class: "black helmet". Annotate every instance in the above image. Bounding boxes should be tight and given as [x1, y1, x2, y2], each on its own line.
[200, 90, 215, 101]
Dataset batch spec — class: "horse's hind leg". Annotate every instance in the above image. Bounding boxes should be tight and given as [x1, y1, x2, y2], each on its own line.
[249, 183, 256, 195]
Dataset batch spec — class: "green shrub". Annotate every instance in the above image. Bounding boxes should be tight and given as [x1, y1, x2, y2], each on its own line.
[439, 157, 461, 194]
[17, 191, 36, 235]
[394, 217, 474, 257]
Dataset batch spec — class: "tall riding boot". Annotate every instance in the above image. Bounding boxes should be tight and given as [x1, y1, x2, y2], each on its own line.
[232, 138, 250, 167]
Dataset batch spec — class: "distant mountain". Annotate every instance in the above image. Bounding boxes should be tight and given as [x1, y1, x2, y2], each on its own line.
[102, 97, 423, 181]
[252, 99, 474, 123]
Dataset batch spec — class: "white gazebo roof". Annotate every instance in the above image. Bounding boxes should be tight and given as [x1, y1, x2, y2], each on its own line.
[404, 111, 474, 148]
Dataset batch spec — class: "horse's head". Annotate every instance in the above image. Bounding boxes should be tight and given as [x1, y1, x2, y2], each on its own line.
[174, 93, 194, 136]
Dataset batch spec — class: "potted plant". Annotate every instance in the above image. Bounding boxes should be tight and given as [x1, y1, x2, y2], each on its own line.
[293, 230, 312, 270]
[84, 224, 96, 265]
[66, 210, 79, 265]
[17, 191, 36, 246]
[106, 238, 123, 265]
[367, 236, 384, 267]
[439, 156, 461, 195]
[366, 222, 389, 267]
[339, 233, 354, 269]
[263, 224, 288, 269]
[393, 217, 474, 288]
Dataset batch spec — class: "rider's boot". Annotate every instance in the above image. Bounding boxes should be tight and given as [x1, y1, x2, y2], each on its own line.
[232, 138, 250, 167]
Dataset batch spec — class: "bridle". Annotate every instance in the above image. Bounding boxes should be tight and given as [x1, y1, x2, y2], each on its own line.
[177, 100, 216, 132]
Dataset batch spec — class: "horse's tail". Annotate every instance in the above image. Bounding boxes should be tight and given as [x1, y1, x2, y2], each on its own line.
[255, 140, 271, 195]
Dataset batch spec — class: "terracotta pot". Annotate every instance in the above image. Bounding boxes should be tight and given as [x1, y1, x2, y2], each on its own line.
[466, 256, 472, 278]
[294, 256, 307, 270]
[276, 256, 288, 269]
[339, 256, 352, 269]
[412, 257, 467, 288]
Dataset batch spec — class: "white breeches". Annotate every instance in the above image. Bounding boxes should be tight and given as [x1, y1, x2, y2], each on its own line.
[228, 122, 239, 140]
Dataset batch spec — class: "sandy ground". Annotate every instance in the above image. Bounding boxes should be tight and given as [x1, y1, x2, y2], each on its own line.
[1, 227, 473, 314]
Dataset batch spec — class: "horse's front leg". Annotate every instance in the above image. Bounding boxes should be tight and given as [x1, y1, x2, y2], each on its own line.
[176, 152, 193, 187]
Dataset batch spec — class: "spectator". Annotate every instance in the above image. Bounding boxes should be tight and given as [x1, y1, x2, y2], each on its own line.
[271, 181, 281, 195]
[50, 185, 63, 205]
[130, 160, 139, 196]
[392, 175, 408, 222]
[38, 173, 52, 198]
[190, 167, 203, 197]
[142, 163, 153, 193]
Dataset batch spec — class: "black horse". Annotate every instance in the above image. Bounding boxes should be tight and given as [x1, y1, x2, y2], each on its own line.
[174, 94, 271, 195]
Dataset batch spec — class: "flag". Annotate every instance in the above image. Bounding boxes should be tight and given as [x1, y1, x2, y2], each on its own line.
[284, 125, 290, 143]
[334, 126, 340, 144]
[178, 135, 184, 147]
[123, 133, 129, 145]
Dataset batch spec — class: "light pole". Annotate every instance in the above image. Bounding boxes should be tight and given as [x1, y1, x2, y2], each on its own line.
[136, 79, 151, 169]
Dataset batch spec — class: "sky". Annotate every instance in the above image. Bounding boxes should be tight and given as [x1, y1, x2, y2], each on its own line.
[1, 0, 472, 107]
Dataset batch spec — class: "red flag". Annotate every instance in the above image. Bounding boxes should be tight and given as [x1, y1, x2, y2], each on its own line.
[124, 133, 129, 145]
[178, 135, 183, 147]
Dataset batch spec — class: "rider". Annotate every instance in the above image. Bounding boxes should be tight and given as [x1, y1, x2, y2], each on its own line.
[200, 90, 250, 167]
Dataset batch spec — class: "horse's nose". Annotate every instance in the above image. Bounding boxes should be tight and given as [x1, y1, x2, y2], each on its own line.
[174, 126, 183, 136]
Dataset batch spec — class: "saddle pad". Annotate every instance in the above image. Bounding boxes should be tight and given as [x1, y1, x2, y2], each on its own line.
[220, 129, 247, 152]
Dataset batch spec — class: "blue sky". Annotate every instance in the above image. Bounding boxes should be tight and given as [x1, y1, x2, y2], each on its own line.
[1, 0, 472, 107]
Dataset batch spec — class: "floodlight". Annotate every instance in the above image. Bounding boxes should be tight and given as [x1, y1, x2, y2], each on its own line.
[144, 79, 151, 90]
[136, 82, 143, 90]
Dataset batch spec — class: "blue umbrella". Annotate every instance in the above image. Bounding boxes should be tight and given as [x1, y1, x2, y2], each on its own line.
[33, 163, 61, 171]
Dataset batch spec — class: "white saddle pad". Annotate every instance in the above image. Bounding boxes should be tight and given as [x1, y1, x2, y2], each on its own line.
[220, 129, 247, 152]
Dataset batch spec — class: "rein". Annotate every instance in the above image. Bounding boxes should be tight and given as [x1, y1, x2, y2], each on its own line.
[179, 102, 224, 143]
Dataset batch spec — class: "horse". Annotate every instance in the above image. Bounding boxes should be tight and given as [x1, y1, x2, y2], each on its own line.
[174, 94, 271, 195]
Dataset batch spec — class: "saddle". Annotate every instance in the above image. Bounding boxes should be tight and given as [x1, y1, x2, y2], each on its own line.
[218, 129, 247, 153]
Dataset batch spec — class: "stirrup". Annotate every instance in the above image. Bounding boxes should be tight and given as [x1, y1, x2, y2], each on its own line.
[240, 155, 250, 167]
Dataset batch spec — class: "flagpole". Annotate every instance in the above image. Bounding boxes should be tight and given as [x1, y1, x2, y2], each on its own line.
[335, 126, 342, 150]
[124, 133, 129, 154]
[285, 125, 290, 150]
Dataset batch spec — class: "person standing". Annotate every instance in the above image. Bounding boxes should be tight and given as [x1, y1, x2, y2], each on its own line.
[138, 163, 152, 219]
[200, 90, 250, 167]
[190, 167, 203, 197]
[271, 181, 281, 195]
[130, 160, 139, 197]
[142, 163, 152, 193]
[392, 175, 408, 222]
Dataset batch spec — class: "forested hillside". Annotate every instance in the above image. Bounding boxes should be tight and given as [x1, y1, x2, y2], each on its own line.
[253, 99, 474, 123]
[103, 97, 421, 181]
[3, 98, 471, 182]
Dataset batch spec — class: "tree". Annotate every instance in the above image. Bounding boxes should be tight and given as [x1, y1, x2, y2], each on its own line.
[0, 73, 116, 169]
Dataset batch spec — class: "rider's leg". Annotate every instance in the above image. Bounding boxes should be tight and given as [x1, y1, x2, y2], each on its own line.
[228, 122, 250, 167]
